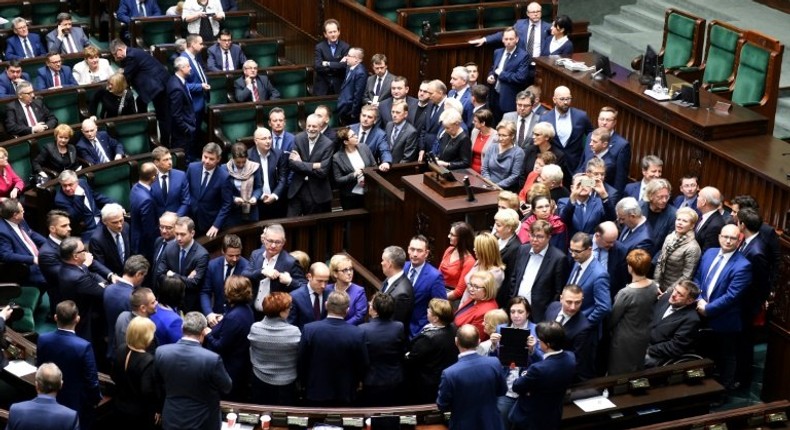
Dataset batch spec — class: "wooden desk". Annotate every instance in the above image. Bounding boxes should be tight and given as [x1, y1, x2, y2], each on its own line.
[534, 53, 790, 229]
[633, 400, 790, 429]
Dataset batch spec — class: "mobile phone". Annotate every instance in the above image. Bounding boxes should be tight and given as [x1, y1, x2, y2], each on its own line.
[580, 178, 595, 188]
[520, 202, 530, 211]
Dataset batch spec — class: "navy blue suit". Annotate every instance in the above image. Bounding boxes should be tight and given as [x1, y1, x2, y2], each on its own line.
[288, 285, 331, 331]
[510, 350, 576, 430]
[186, 162, 232, 235]
[242, 249, 307, 297]
[741, 236, 771, 319]
[642, 201, 677, 255]
[247, 147, 289, 200]
[378, 96, 419, 127]
[38, 237, 62, 288]
[270, 131, 296, 153]
[578, 132, 631, 193]
[544, 302, 595, 380]
[151, 168, 191, 217]
[619, 220, 654, 254]
[180, 52, 209, 114]
[298, 317, 369, 404]
[88, 224, 131, 277]
[7, 394, 79, 430]
[509, 244, 569, 323]
[76, 131, 125, 165]
[484, 20, 551, 54]
[447, 87, 474, 126]
[569, 259, 612, 326]
[0, 71, 30, 97]
[559, 195, 616, 237]
[37, 329, 102, 429]
[53, 179, 114, 241]
[200, 255, 250, 315]
[695, 249, 752, 333]
[58, 263, 107, 342]
[622, 181, 642, 201]
[4, 34, 46, 60]
[34, 65, 78, 90]
[313, 39, 350, 96]
[204, 303, 255, 399]
[167, 75, 196, 151]
[420, 101, 445, 153]
[602, 241, 630, 300]
[540, 107, 594, 174]
[672, 194, 699, 212]
[489, 47, 529, 114]
[336, 65, 367, 124]
[350, 124, 391, 164]
[120, 47, 170, 142]
[437, 353, 506, 430]
[404, 261, 447, 338]
[206, 43, 247, 72]
[155, 240, 210, 312]
[116, 0, 163, 24]
[129, 182, 158, 260]
[0, 219, 47, 285]
[102, 280, 132, 359]
[359, 319, 406, 391]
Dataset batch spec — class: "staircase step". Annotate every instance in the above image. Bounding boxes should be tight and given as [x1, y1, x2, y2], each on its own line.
[620, 4, 666, 31]
[602, 14, 645, 34]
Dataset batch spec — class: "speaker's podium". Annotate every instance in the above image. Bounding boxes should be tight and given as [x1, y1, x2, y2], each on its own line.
[365, 163, 499, 268]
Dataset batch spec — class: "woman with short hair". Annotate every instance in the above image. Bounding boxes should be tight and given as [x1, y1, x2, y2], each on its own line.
[405, 298, 458, 404]
[454, 271, 499, 341]
[32, 124, 81, 179]
[654, 207, 701, 292]
[326, 254, 368, 325]
[225, 142, 262, 227]
[482, 120, 525, 192]
[73, 45, 114, 84]
[333, 127, 376, 210]
[89, 72, 140, 118]
[470, 108, 497, 173]
[112, 317, 160, 430]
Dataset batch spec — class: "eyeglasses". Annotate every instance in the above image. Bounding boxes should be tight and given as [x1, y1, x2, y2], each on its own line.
[719, 235, 739, 241]
[556, 97, 573, 102]
[263, 238, 284, 246]
[75, 249, 86, 254]
[467, 285, 483, 290]
[568, 247, 590, 254]
[19, 91, 34, 96]
[337, 268, 354, 274]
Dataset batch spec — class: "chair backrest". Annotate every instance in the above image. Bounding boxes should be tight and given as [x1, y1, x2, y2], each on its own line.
[661, 9, 705, 69]
[238, 37, 285, 68]
[701, 21, 743, 86]
[445, 9, 480, 32]
[481, 4, 518, 29]
[40, 87, 86, 126]
[206, 72, 234, 105]
[402, 11, 440, 36]
[221, 10, 258, 40]
[89, 162, 134, 210]
[29, 0, 68, 25]
[106, 113, 158, 155]
[266, 66, 313, 99]
[373, 0, 407, 23]
[5, 140, 33, 184]
[213, 104, 263, 145]
[130, 16, 181, 49]
[732, 42, 770, 106]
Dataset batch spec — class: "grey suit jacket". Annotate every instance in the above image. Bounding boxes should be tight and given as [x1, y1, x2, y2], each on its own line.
[502, 111, 539, 148]
[363, 71, 394, 105]
[46, 27, 91, 54]
[385, 120, 419, 163]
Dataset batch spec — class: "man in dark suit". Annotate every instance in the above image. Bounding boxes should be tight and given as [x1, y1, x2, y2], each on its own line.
[167, 57, 198, 154]
[234, 59, 280, 102]
[155, 312, 232, 430]
[503, 90, 539, 149]
[116, 0, 162, 25]
[509, 219, 569, 323]
[4, 81, 58, 136]
[568, 232, 611, 327]
[510, 321, 577, 430]
[103, 256, 150, 361]
[286, 114, 334, 216]
[350, 105, 392, 169]
[314, 104, 338, 142]
[149, 212, 178, 289]
[4, 17, 47, 60]
[288, 262, 331, 331]
[377, 75, 420, 127]
[37, 300, 102, 430]
[579, 108, 631, 193]
[151, 147, 191, 218]
[420, 79, 448, 155]
[298, 291, 369, 405]
[558, 173, 617, 237]
[386, 100, 419, 163]
[380, 246, 415, 337]
[200, 234, 249, 326]
[336, 47, 367, 126]
[34, 52, 78, 90]
[447, 66, 474, 125]
[45, 13, 91, 54]
[487, 28, 529, 116]
[39, 210, 74, 292]
[404, 235, 447, 338]
[540, 86, 594, 171]
[640, 178, 676, 255]
[694, 223, 752, 391]
[130, 162, 158, 260]
[645, 280, 701, 367]
[0, 61, 30, 97]
[155, 216, 209, 312]
[363, 53, 394, 106]
[247, 127, 289, 219]
[576, 128, 626, 192]
[181, 34, 210, 133]
[0, 199, 47, 287]
[268, 107, 296, 153]
[585, 157, 621, 204]
[695, 186, 726, 253]
[545, 285, 596, 380]
[54, 170, 114, 241]
[76, 118, 125, 165]
[313, 18, 351, 96]
[88, 203, 131, 278]
[111, 39, 171, 145]
[186, 142, 232, 237]
[242, 224, 307, 315]
[468, 84, 490, 129]
[207, 29, 247, 72]
[615, 197, 654, 254]
[437, 324, 506, 430]
[622, 155, 663, 202]
[6, 363, 80, 430]
[672, 173, 700, 212]
[592, 221, 629, 301]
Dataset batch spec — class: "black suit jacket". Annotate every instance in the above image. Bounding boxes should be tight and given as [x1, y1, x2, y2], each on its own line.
[646, 292, 700, 363]
[545, 301, 595, 380]
[287, 133, 334, 203]
[741, 236, 771, 319]
[247, 147, 289, 199]
[496, 235, 522, 308]
[32, 143, 80, 176]
[313, 39, 351, 95]
[437, 130, 472, 170]
[332, 144, 376, 198]
[384, 275, 415, 336]
[233, 74, 280, 102]
[155, 240, 210, 311]
[121, 47, 169, 104]
[4, 99, 59, 136]
[88, 224, 131, 276]
[242, 248, 307, 296]
[510, 244, 569, 323]
[695, 211, 725, 253]
[59, 263, 106, 341]
[359, 319, 406, 387]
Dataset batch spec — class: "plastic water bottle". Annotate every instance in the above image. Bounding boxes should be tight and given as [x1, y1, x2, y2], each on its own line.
[652, 76, 663, 93]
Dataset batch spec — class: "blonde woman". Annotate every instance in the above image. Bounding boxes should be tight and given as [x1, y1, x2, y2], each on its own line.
[326, 253, 368, 325]
[459, 232, 505, 307]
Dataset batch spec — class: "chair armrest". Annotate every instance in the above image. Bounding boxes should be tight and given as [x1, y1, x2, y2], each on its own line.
[213, 128, 233, 151]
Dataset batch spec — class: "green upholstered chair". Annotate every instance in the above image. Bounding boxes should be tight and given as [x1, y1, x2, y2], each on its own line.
[221, 11, 258, 40]
[130, 16, 182, 49]
[29, 0, 67, 25]
[0, 3, 24, 21]
[41, 87, 85, 126]
[206, 72, 233, 105]
[106, 113, 159, 155]
[278, 102, 300, 134]
[90, 161, 133, 210]
[212, 104, 264, 149]
[373, 0, 407, 23]
[6, 140, 33, 186]
[239, 38, 284, 68]
[445, 9, 479, 32]
[482, 5, 517, 29]
[731, 43, 771, 107]
[402, 11, 441, 36]
[702, 22, 743, 92]
[659, 9, 705, 71]
[267, 66, 312, 99]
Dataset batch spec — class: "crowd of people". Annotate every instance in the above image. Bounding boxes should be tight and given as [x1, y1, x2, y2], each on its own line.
[0, 1, 783, 430]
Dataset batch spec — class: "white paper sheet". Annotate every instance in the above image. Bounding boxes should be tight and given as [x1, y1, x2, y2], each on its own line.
[573, 395, 617, 412]
[4, 360, 37, 377]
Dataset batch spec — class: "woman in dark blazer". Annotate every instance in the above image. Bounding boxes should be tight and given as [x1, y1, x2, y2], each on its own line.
[113, 317, 160, 430]
[89, 72, 142, 119]
[204, 275, 255, 401]
[32, 124, 81, 179]
[404, 298, 458, 404]
[435, 109, 471, 170]
[332, 127, 376, 210]
[494, 207, 522, 307]
[359, 293, 407, 405]
[541, 15, 574, 57]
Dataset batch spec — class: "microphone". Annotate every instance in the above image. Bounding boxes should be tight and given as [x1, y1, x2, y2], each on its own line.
[463, 176, 475, 202]
[590, 68, 604, 81]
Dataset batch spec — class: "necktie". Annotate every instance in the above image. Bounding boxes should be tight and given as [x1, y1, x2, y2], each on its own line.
[53, 72, 61, 87]
[704, 254, 724, 296]
[25, 104, 37, 126]
[224, 50, 230, 71]
[374, 76, 382, 96]
[183, 81, 192, 100]
[224, 263, 233, 279]
[527, 23, 536, 56]
[156, 242, 166, 262]
[65, 34, 77, 54]
[116, 233, 125, 262]
[138, 1, 146, 16]
[94, 139, 109, 163]
[252, 80, 259, 101]
[431, 105, 439, 119]
[620, 227, 630, 241]
[360, 130, 367, 146]
[556, 313, 567, 325]
[569, 264, 581, 285]
[161, 173, 168, 200]
[518, 118, 526, 146]
[23, 38, 34, 58]
[274, 136, 281, 151]
[179, 248, 186, 273]
[392, 125, 400, 142]
[313, 292, 321, 320]
[196, 61, 206, 84]
[505, 52, 512, 63]
[408, 267, 417, 285]
[381, 279, 389, 293]
[201, 171, 210, 190]
[738, 241, 746, 253]
[592, 248, 600, 262]
[330, 43, 336, 56]
[19, 228, 39, 256]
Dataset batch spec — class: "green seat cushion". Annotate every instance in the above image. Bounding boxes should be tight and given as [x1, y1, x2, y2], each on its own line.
[732, 43, 770, 106]
[10, 287, 40, 333]
[702, 24, 739, 84]
[92, 163, 133, 209]
[446, 10, 478, 32]
[222, 15, 252, 40]
[7, 142, 32, 184]
[664, 13, 697, 69]
[217, 108, 258, 143]
[269, 69, 308, 99]
[483, 6, 516, 29]
[244, 41, 280, 68]
[43, 92, 82, 125]
[111, 120, 151, 155]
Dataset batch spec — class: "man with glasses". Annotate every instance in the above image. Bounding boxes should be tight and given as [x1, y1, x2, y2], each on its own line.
[544, 285, 596, 381]
[201, 234, 249, 327]
[0, 61, 30, 97]
[592, 221, 628, 300]
[58, 237, 108, 343]
[234, 59, 280, 102]
[540, 86, 593, 172]
[4, 17, 46, 60]
[0, 199, 47, 288]
[34, 52, 78, 90]
[155, 216, 209, 312]
[4, 81, 58, 136]
[503, 90, 539, 149]
[694, 224, 752, 392]
[243, 224, 307, 317]
[568, 232, 611, 327]
[207, 29, 247, 72]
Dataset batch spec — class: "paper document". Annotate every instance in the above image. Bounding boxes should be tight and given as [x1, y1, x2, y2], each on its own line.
[573, 395, 617, 412]
[4, 360, 37, 377]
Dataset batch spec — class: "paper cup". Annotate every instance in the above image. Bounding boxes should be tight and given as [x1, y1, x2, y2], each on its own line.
[260, 414, 271, 430]
[226, 412, 237, 428]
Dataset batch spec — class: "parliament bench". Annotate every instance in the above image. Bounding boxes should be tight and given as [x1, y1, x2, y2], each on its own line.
[633, 399, 790, 429]
[365, 0, 555, 24]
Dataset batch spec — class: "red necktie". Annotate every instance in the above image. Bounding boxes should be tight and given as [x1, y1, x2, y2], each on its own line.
[252, 80, 259, 101]
[53, 72, 61, 87]
[20, 228, 39, 257]
[25, 104, 37, 126]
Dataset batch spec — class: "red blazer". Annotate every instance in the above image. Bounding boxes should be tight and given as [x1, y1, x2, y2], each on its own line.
[0, 165, 24, 198]
[439, 246, 476, 296]
[454, 299, 498, 341]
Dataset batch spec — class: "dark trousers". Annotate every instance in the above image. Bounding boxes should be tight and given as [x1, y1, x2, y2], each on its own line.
[286, 191, 331, 217]
[250, 377, 296, 406]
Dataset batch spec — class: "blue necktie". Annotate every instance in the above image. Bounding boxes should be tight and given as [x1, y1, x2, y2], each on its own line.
[381, 280, 389, 294]
[569, 264, 581, 285]
[179, 249, 186, 273]
[116, 233, 125, 263]
[408, 267, 417, 285]
[201, 171, 210, 190]
[330, 43, 336, 56]
[225, 264, 233, 279]
[704, 254, 724, 296]
[275, 135, 281, 151]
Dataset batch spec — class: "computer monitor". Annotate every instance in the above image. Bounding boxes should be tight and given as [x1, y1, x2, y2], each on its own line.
[639, 45, 658, 85]
[593, 51, 614, 80]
